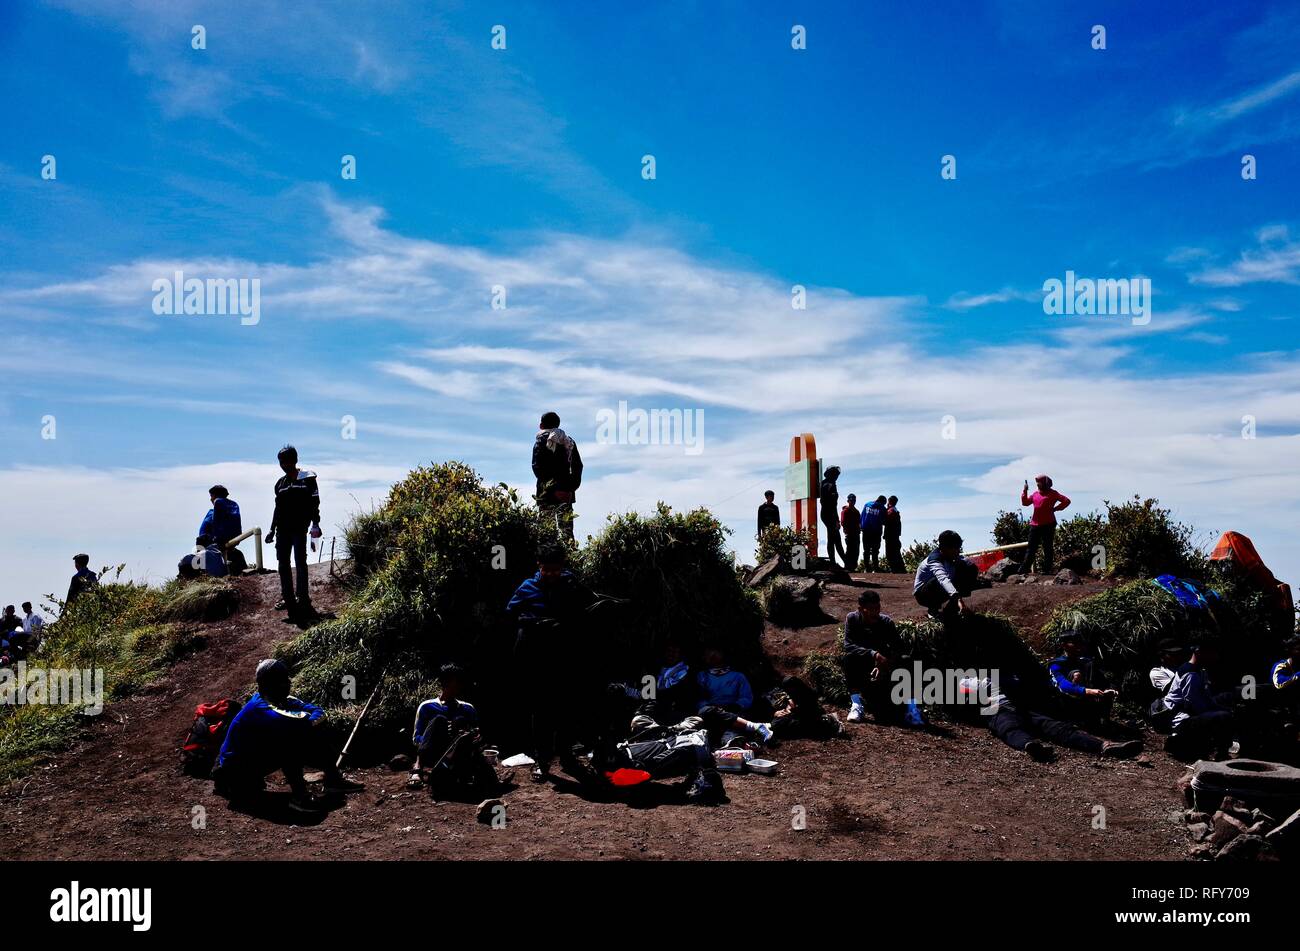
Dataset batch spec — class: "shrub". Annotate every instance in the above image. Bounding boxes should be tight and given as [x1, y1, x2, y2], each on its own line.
[803, 644, 848, 704]
[158, 579, 240, 622]
[1055, 511, 1107, 573]
[756, 524, 813, 569]
[1101, 495, 1198, 578]
[991, 510, 1029, 546]
[761, 576, 824, 628]
[901, 538, 936, 574]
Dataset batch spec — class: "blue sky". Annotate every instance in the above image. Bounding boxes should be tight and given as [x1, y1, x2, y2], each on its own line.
[1, 0, 1298, 608]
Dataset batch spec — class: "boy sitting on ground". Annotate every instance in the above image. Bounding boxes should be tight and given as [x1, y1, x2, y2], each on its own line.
[212, 659, 363, 813]
[696, 645, 754, 715]
[408, 663, 498, 796]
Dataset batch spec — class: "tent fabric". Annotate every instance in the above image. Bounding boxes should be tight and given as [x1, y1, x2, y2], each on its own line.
[1210, 531, 1277, 590]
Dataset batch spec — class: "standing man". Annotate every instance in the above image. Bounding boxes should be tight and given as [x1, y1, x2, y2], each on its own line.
[860, 495, 887, 571]
[266, 445, 321, 622]
[66, 554, 98, 606]
[1018, 474, 1070, 575]
[883, 495, 904, 572]
[757, 490, 781, 537]
[532, 412, 583, 544]
[819, 466, 846, 567]
[840, 493, 861, 572]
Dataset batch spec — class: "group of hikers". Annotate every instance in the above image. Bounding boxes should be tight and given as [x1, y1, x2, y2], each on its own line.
[758, 479, 905, 573]
[0, 602, 46, 668]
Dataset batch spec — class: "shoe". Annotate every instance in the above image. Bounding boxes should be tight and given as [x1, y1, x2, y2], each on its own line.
[1100, 740, 1142, 759]
[1024, 740, 1052, 762]
[847, 701, 864, 723]
[274, 599, 287, 610]
[287, 792, 322, 814]
[685, 772, 726, 806]
[530, 763, 550, 783]
[752, 722, 775, 744]
[322, 774, 365, 794]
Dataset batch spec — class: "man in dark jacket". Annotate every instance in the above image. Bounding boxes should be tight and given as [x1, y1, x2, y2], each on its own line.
[506, 543, 597, 782]
[66, 553, 98, 606]
[883, 496, 904, 572]
[266, 445, 321, 622]
[757, 490, 780, 537]
[840, 589, 908, 723]
[200, 484, 247, 573]
[532, 411, 583, 543]
[819, 466, 846, 567]
[840, 494, 861, 571]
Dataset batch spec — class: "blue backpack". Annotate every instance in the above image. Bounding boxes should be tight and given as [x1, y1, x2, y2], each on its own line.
[1152, 575, 1219, 610]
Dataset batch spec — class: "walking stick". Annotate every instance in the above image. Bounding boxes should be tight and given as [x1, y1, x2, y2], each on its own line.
[336, 666, 389, 769]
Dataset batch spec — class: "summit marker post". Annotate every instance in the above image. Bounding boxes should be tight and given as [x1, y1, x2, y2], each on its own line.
[784, 432, 820, 555]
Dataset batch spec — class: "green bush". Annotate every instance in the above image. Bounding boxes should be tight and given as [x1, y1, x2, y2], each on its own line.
[756, 524, 813, 569]
[1055, 511, 1107, 572]
[0, 568, 199, 782]
[901, 538, 936, 574]
[992, 510, 1029, 546]
[1100, 496, 1198, 578]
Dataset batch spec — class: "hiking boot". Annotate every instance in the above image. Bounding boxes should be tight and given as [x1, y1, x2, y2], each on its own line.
[322, 773, 365, 794]
[685, 771, 726, 806]
[287, 792, 323, 814]
[847, 700, 865, 723]
[530, 762, 550, 783]
[1100, 739, 1142, 759]
[1024, 740, 1052, 762]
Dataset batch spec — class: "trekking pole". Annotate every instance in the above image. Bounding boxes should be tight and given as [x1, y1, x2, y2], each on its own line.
[336, 666, 389, 770]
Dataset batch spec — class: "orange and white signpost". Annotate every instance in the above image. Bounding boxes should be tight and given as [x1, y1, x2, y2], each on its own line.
[784, 432, 820, 555]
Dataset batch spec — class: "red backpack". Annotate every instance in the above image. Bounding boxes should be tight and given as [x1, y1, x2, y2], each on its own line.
[181, 698, 243, 777]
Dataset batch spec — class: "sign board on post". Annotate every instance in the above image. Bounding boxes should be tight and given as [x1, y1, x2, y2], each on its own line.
[788, 433, 819, 554]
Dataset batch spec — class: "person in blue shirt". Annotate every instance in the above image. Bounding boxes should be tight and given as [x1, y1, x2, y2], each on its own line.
[177, 535, 228, 580]
[199, 485, 246, 573]
[407, 663, 498, 797]
[1269, 638, 1300, 734]
[859, 495, 887, 571]
[506, 543, 597, 783]
[696, 645, 754, 714]
[1047, 631, 1118, 726]
[212, 659, 362, 813]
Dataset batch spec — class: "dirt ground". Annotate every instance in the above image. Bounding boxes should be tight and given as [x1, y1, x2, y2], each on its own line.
[1, 566, 1190, 861]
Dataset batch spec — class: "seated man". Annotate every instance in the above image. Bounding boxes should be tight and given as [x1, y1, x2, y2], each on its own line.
[408, 663, 498, 796]
[1047, 631, 1118, 724]
[212, 659, 363, 813]
[598, 707, 771, 805]
[506, 543, 597, 783]
[1159, 642, 1236, 761]
[696, 645, 753, 715]
[841, 589, 913, 724]
[201, 485, 247, 574]
[960, 676, 1141, 762]
[1146, 638, 1189, 732]
[913, 530, 979, 621]
[178, 535, 229, 580]
[610, 639, 696, 726]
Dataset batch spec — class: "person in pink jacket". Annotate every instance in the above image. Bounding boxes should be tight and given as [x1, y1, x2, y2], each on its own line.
[1018, 474, 1070, 575]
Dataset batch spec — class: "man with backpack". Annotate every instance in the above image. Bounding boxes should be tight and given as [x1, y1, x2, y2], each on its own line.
[883, 495, 904, 572]
[211, 659, 362, 813]
[266, 445, 321, 622]
[532, 412, 583, 544]
[66, 553, 98, 606]
[860, 495, 887, 571]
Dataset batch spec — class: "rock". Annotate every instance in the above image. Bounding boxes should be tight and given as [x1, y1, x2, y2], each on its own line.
[983, 558, 1018, 582]
[1264, 805, 1300, 855]
[1209, 811, 1249, 848]
[1218, 796, 1253, 821]
[1186, 822, 1212, 842]
[1189, 842, 1217, 860]
[1177, 770, 1196, 807]
[476, 799, 504, 824]
[746, 556, 785, 589]
[388, 753, 412, 772]
[1053, 569, 1082, 585]
[1215, 834, 1279, 863]
[809, 566, 852, 586]
[1184, 809, 1212, 824]
[1007, 574, 1026, 585]
[1250, 808, 1277, 831]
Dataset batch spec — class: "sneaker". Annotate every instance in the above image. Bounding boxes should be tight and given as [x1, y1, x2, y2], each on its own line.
[530, 763, 550, 783]
[847, 702, 865, 723]
[752, 722, 775, 744]
[1024, 740, 1052, 762]
[685, 773, 726, 806]
[274, 599, 288, 610]
[322, 774, 365, 794]
[1100, 740, 1143, 759]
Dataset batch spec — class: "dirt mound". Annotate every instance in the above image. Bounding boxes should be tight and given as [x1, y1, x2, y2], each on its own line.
[0, 566, 1188, 861]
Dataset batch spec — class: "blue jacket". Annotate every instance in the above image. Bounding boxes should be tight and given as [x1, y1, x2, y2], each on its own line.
[200, 497, 243, 546]
[697, 667, 753, 712]
[215, 692, 323, 779]
[505, 570, 594, 621]
[412, 697, 478, 745]
[860, 500, 885, 533]
[1048, 654, 1096, 697]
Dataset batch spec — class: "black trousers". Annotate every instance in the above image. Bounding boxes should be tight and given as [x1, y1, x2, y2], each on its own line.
[213, 723, 337, 799]
[276, 531, 310, 607]
[513, 623, 585, 766]
[844, 530, 861, 571]
[914, 562, 977, 614]
[822, 519, 846, 567]
[1168, 709, 1235, 759]
[863, 529, 882, 569]
[989, 703, 1103, 754]
[884, 536, 903, 572]
[841, 653, 902, 722]
[1020, 524, 1056, 575]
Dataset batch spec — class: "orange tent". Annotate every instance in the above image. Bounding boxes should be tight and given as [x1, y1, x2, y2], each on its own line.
[1210, 531, 1293, 618]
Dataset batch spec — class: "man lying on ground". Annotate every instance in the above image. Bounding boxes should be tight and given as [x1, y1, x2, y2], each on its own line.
[959, 676, 1142, 762]
[408, 663, 498, 796]
[212, 659, 363, 813]
[913, 530, 979, 621]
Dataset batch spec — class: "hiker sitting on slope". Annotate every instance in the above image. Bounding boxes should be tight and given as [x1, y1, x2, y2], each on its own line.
[959, 675, 1141, 763]
[1047, 631, 1118, 725]
[407, 663, 498, 797]
[1159, 642, 1237, 761]
[842, 589, 915, 725]
[212, 659, 363, 813]
[696, 645, 754, 715]
[200, 484, 247, 573]
[913, 531, 979, 621]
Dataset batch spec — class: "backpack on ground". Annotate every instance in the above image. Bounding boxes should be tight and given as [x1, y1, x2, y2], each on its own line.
[181, 698, 243, 777]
